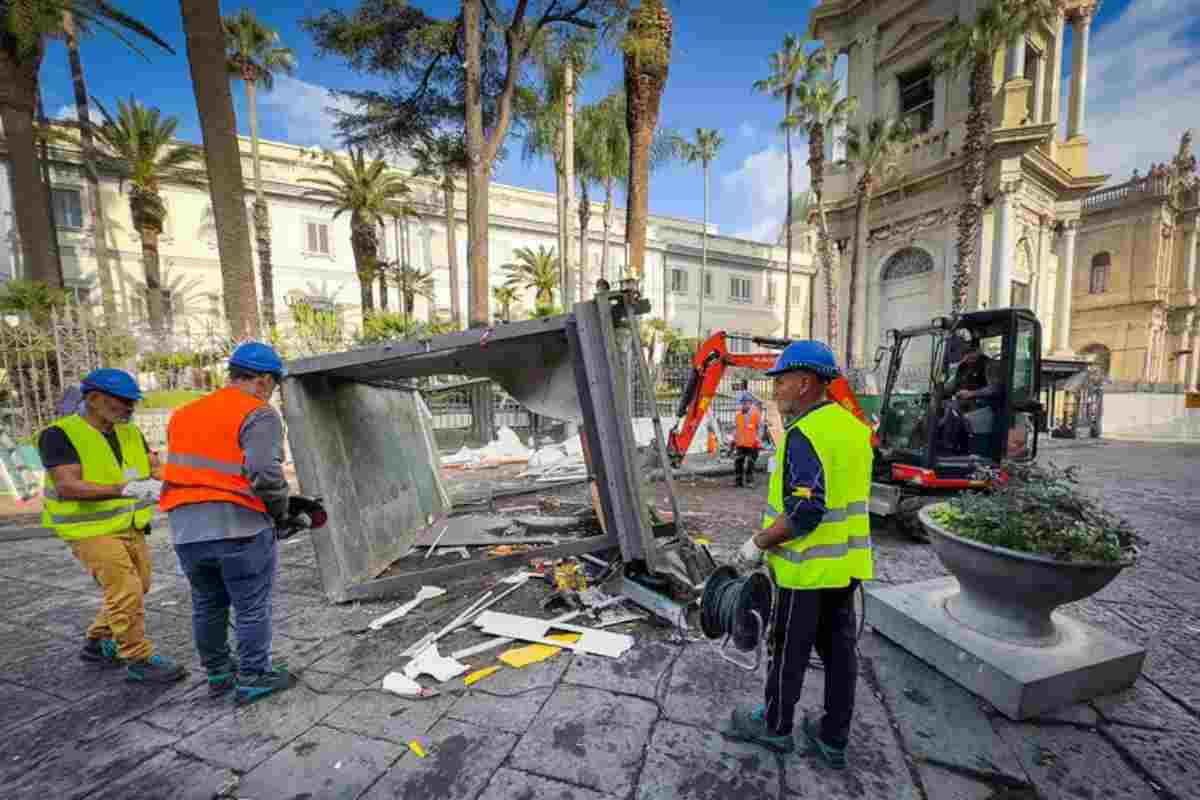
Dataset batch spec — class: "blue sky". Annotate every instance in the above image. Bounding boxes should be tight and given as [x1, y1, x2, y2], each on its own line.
[38, 0, 1200, 242]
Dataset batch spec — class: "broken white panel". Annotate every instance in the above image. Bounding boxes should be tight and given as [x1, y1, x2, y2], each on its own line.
[473, 611, 635, 658]
[403, 643, 470, 682]
[368, 585, 446, 631]
[381, 671, 425, 696]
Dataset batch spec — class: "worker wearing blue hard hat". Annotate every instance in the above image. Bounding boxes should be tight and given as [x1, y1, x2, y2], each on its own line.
[38, 368, 188, 684]
[729, 340, 873, 769]
[162, 341, 305, 705]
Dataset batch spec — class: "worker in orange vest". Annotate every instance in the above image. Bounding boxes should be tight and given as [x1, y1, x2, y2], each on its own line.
[734, 391, 763, 488]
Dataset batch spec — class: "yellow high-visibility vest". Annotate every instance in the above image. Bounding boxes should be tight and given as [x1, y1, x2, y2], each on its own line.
[42, 415, 153, 541]
[762, 403, 873, 589]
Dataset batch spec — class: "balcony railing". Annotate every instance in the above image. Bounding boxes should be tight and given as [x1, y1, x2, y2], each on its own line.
[1084, 175, 1172, 212]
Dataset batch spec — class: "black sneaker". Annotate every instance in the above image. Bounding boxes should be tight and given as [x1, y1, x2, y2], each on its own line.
[802, 716, 848, 769]
[207, 657, 239, 696]
[80, 637, 122, 667]
[235, 666, 297, 706]
[126, 654, 189, 684]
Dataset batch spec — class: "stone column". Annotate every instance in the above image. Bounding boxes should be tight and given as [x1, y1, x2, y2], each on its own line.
[1055, 219, 1079, 353]
[990, 181, 1020, 308]
[1046, 13, 1065, 127]
[1189, 318, 1200, 391]
[1067, 7, 1095, 138]
[1185, 222, 1198, 295]
[1005, 33, 1026, 82]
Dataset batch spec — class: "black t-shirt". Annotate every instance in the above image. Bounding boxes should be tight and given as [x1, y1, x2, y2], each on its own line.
[38, 425, 152, 470]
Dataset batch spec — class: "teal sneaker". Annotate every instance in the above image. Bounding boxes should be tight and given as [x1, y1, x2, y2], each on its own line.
[80, 637, 122, 666]
[235, 666, 297, 706]
[126, 654, 188, 684]
[729, 705, 795, 754]
[802, 716, 848, 769]
[206, 658, 239, 696]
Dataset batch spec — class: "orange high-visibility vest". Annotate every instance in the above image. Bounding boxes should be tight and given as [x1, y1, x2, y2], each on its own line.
[735, 408, 762, 449]
[160, 387, 269, 514]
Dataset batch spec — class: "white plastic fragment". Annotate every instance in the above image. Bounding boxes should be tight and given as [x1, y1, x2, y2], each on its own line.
[382, 671, 425, 696]
[473, 610, 635, 658]
[368, 585, 446, 631]
[403, 643, 470, 682]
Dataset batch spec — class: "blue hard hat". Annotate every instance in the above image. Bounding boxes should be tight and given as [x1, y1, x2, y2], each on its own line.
[229, 342, 286, 379]
[765, 340, 841, 380]
[80, 368, 143, 401]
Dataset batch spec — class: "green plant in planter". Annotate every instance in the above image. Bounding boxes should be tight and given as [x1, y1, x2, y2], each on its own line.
[929, 462, 1140, 564]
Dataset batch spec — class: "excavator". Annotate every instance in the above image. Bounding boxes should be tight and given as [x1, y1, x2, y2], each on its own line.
[665, 308, 1045, 536]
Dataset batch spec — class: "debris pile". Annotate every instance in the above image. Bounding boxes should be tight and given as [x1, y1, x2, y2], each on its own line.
[441, 426, 531, 470]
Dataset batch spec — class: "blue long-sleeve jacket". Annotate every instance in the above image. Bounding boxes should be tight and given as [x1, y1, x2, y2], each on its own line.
[780, 404, 829, 540]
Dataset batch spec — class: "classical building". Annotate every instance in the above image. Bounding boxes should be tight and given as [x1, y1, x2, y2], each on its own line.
[0, 131, 814, 347]
[806, 0, 1107, 365]
[1072, 132, 1200, 388]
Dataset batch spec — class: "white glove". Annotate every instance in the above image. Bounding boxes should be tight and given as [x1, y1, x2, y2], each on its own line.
[738, 536, 765, 567]
[122, 478, 163, 502]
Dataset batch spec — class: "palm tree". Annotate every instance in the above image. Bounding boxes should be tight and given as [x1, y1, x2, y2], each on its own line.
[935, 0, 1058, 312]
[181, 0, 260, 340]
[792, 45, 857, 351]
[753, 33, 807, 339]
[411, 133, 468, 329]
[492, 285, 519, 323]
[0, 1, 169, 290]
[622, 0, 673, 280]
[674, 128, 725, 339]
[503, 245, 560, 306]
[91, 96, 196, 336]
[387, 262, 435, 330]
[844, 116, 913, 365]
[300, 148, 411, 319]
[224, 7, 296, 335]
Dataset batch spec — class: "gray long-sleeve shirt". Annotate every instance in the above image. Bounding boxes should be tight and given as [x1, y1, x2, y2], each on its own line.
[168, 405, 290, 546]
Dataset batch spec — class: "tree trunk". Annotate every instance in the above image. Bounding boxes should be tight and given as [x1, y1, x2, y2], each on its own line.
[463, 0, 489, 328]
[623, 0, 673, 280]
[180, 0, 259, 340]
[0, 45, 61, 288]
[135, 215, 165, 336]
[64, 10, 116, 323]
[696, 163, 708, 339]
[783, 87, 793, 340]
[351, 216, 377, 318]
[846, 178, 871, 366]
[809, 122, 838, 351]
[245, 81, 276, 334]
[555, 157, 569, 303]
[601, 178, 614, 281]
[378, 270, 389, 310]
[37, 93, 65, 290]
[954, 54, 993, 313]
[562, 60, 576, 307]
[577, 179, 591, 298]
[443, 178, 462, 328]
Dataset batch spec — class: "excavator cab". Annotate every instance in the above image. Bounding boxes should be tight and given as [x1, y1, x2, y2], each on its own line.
[871, 308, 1044, 509]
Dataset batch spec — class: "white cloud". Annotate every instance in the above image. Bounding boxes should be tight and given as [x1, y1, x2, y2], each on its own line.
[721, 145, 809, 243]
[256, 74, 359, 150]
[1081, 0, 1200, 182]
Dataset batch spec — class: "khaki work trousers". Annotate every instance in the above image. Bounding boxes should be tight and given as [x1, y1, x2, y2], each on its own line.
[69, 529, 154, 662]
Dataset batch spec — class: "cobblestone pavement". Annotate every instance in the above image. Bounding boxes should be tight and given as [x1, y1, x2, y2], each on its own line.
[0, 440, 1197, 799]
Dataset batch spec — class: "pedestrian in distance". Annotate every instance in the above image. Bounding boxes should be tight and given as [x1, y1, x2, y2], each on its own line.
[733, 391, 764, 488]
[730, 340, 874, 769]
[162, 342, 305, 705]
[39, 368, 187, 683]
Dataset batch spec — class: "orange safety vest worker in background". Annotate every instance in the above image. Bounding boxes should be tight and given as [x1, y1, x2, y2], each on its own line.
[735, 407, 762, 448]
[733, 394, 763, 488]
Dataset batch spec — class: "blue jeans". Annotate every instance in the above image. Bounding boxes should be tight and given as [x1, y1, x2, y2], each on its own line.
[175, 528, 276, 675]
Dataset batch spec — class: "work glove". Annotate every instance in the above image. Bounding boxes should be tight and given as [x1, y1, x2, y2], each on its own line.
[122, 478, 163, 502]
[276, 495, 327, 541]
[738, 536, 765, 569]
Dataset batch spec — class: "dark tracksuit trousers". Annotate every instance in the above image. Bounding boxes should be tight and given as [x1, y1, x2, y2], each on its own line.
[734, 446, 759, 484]
[764, 579, 860, 745]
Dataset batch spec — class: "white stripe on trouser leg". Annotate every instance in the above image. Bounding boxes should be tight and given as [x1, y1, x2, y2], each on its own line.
[771, 589, 797, 733]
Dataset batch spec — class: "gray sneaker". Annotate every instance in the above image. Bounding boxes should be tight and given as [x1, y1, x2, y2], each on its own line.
[126, 654, 188, 684]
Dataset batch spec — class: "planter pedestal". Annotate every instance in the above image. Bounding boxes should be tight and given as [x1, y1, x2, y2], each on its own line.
[866, 577, 1145, 720]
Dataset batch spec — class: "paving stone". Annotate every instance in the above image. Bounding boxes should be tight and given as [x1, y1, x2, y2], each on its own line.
[0, 576, 63, 607]
[277, 537, 319, 567]
[1140, 646, 1200, 716]
[1092, 678, 1195, 730]
[663, 642, 770, 728]
[83, 749, 236, 800]
[0, 680, 69, 732]
[869, 635, 1027, 782]
[564, 640, 680, 699]
[996, 720, 1158, 799]
[269, 632, 341, 671]
[916, 764, 1000, 800]
[1031, 703, 1100, 727]
[508, 685, 659, 797]
[139, 681, 242, 736]
[3, 638, 117, 701]
[272, 601, 380, 640]
[277, 565, 326, 598]
[361, 718, 518, 800]
[174, 675, 353, 771]
[478, 767, 612, 800]
[446, 654, 569, 734]
[4, 720, 178, 800]
[238, 724, 401, 799]
[308, 630, 416, 683]
[7, 592, 102, 638]
[322, 684, 459, 744]
[1103, 721, 1200, 798]
[637, 720, 780, 800]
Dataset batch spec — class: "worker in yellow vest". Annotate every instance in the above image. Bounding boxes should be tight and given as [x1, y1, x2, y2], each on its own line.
[733, 392, 763, 488]
[729, 341, 873, 769]
[38, 369, 187, 684]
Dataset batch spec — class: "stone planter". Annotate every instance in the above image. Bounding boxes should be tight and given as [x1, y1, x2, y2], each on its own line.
[919, 503, 1134, 646]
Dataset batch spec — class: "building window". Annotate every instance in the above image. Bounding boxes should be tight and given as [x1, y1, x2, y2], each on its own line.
[898, 64, 935, 134]
[766, 279, 777, 305]
[670, 268, 688, 293]
[305, 221, 331, 255]
[882, 247, 935, 280]
[790, 285, 804, 306]
[52, 188, 84, 229]
[704, 271, 713, 298]
[1023, 42, 1042, 116]
[728, 331, 753, 354]
[1089, 252, 1109, 294]
[1011, 280, 1030, 307]
[729, 276, 751, 303]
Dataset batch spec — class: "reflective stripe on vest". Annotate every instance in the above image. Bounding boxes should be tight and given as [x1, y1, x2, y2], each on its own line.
[160, 387, 269, 514]
[763, 403, 874, 589]
[41, 415, 153, 541]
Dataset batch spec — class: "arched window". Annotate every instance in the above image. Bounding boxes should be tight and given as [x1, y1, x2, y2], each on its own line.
[881, 247, 935, 280]
[1089, 253, 1110, 294]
